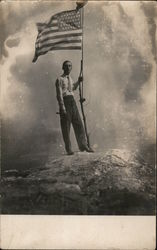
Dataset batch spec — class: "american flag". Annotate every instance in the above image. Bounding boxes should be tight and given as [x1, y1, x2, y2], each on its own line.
[32, 9, 82, 62]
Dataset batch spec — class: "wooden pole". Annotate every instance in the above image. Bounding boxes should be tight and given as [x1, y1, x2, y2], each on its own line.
[79, 7, 90, 148]
[81, 7, 84, 98]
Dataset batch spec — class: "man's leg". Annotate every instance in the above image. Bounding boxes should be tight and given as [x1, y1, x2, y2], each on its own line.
[60, 114, 73, 154]
[71, 100, 88, 150]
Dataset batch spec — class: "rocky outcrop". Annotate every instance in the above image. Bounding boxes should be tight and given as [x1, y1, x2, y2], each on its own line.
[1, 149, 155, 215]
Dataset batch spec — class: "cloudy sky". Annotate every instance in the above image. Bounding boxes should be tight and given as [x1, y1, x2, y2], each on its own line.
[1, 1, 156, 158]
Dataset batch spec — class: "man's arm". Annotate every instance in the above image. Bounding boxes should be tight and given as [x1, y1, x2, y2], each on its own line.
[55, 78, 66, 113]
[73, 76, 83, 91]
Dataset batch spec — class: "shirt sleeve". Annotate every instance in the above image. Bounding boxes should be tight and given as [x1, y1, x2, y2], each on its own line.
[55, 78, 65, 110]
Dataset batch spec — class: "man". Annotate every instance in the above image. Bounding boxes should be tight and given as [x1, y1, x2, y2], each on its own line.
[55, 60, 94, 155]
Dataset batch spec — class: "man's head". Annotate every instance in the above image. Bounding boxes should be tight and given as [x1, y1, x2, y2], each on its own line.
[62, 60, 72, 75]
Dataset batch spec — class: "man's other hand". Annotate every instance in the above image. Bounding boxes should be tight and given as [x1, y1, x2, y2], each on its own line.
[78, 76, 83, 82]
[60, 108, 67, 117]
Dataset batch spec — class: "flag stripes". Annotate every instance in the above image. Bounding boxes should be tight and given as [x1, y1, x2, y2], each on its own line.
[38, 40, 82, 51]
[37, 32, 82, 45]
[38, 26, 59, 36]
[32, 9, 82, 62]
[37, 46, 81, 57]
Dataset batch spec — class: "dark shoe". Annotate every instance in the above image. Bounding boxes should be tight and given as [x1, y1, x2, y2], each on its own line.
[85, 147, 94, 153]
[67, 151, 74, 155]
[80, 146, 94, 153]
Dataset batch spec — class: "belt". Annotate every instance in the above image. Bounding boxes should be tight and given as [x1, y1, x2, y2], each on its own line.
[63, 95, 74, 100]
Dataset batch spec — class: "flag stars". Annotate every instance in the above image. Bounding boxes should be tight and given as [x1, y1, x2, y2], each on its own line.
[58, 10, 81, 31]
[60, 21, 79, 31]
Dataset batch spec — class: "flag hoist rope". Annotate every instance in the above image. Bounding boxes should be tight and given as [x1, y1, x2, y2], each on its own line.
[79, 7, 90, 148]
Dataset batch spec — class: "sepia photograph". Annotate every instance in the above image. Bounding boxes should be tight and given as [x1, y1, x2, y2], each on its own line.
[1, 0, 156, 218]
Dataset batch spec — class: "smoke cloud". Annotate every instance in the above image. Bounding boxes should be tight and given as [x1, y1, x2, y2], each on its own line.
[1, 1, 156, 164]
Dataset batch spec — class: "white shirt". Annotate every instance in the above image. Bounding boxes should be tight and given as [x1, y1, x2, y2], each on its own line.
[55, 74, 79, 109]
[59, 75, 74, 97]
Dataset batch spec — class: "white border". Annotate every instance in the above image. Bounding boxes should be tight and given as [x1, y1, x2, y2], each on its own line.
[1, 215, 156, 249]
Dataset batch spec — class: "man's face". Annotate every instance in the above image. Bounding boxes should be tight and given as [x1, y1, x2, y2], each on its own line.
[63, 61, 72, 75]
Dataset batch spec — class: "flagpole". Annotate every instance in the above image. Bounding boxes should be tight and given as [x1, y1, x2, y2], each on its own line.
[81, 7, 84, 98]
[79, 7, 91, 148]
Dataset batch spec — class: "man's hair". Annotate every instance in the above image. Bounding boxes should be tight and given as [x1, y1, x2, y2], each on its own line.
[62, 60, 72, 70]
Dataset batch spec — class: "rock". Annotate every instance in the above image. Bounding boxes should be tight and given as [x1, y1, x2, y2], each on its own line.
[1, 149, 155, 215]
